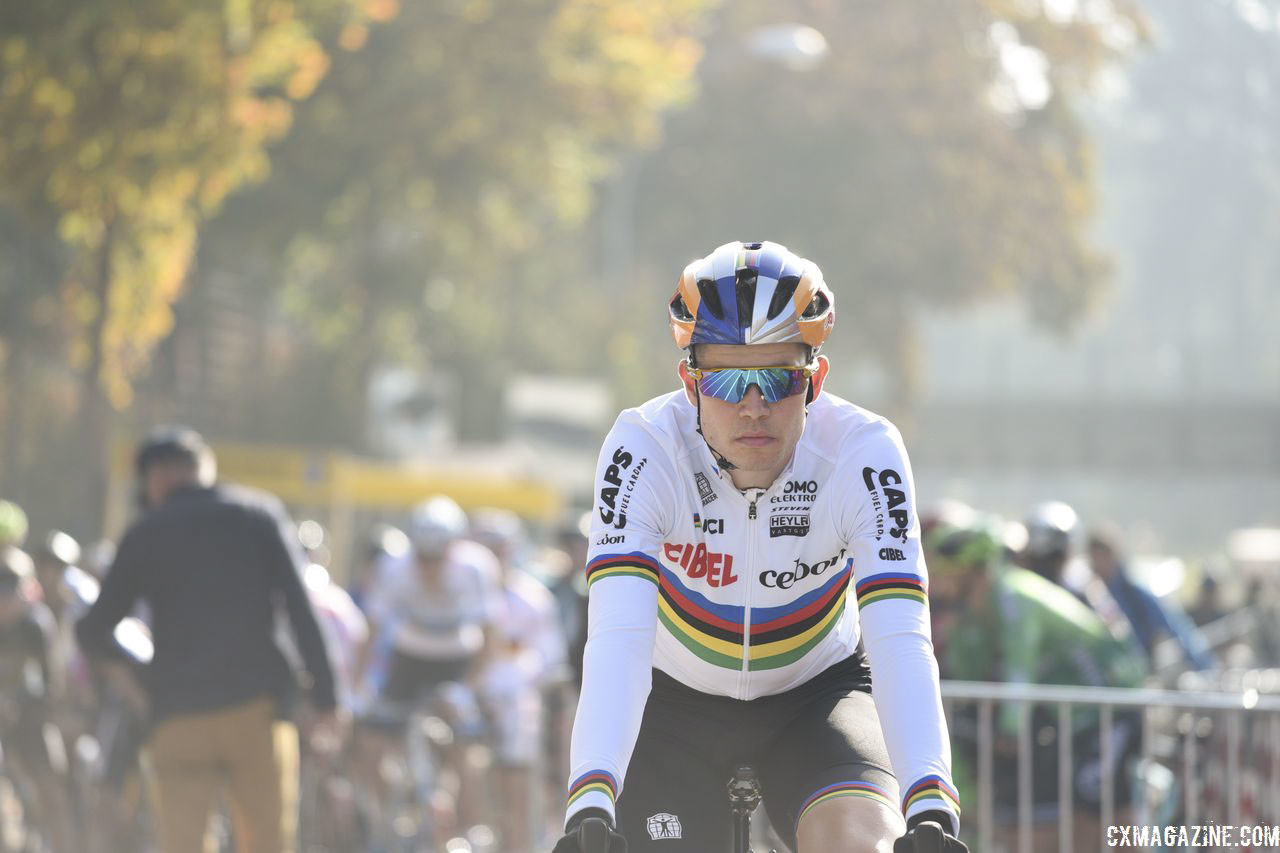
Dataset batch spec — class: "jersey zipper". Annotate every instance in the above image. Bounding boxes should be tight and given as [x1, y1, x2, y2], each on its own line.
[739, 488, 764, 699]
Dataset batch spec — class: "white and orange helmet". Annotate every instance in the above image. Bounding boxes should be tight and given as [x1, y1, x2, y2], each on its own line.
[668, 241, 835, 356]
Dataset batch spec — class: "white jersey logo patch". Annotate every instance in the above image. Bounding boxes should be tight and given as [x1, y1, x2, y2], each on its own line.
[647, 812, 683, 840]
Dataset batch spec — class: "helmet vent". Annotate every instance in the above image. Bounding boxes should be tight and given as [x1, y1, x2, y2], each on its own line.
[767, 275, 800, 320]
[669, 291, 694, 322]
[735, 270, 757, 328]
[800, 287, 831, 319]
[697, 278, 725, 319]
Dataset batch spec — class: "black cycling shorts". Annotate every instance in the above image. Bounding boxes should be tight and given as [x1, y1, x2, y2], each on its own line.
[616, 652, 899, 852]
[381, 650, 471, 704]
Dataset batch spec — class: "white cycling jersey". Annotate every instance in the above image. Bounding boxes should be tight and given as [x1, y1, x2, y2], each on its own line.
[366, 540, 504, 660]
[566, 390, 959, 831]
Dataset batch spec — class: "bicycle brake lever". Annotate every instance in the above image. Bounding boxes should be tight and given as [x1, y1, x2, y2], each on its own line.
[576, 816, 612, 852]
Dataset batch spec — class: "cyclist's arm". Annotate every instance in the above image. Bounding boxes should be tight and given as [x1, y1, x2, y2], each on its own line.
[564, 421, 672, 830]
[75, 527, 144, 661]
[841, 423, 960, 835]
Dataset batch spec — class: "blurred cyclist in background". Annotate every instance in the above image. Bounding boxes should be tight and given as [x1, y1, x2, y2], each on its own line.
[471, 508, 568, 853]
[929, 516, 1147, 853]
[349, 523, 410, 614]
[356, 495, 504, 835]
[32, 532, 99, 729]
[1020, 500, 1080, 588]
[0, 543, 76, 851]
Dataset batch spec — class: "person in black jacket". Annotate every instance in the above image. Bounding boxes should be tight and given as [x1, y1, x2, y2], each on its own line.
[76, 427, 339, 853]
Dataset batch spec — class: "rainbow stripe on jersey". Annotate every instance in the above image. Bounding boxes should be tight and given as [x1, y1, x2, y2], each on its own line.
[586, 552, 660, 588]
[568, 769, 619, 808]
[855, 572, 926, 608]
[657, 560, 852, 671]
[902, 775, 961, 815]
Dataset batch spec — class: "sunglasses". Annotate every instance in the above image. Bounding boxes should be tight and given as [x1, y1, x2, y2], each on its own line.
[687, 363, 816, 404]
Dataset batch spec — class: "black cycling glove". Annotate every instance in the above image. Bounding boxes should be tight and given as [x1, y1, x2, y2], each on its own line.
[893, 810, 968, 853]
[550, 808, 628, 853]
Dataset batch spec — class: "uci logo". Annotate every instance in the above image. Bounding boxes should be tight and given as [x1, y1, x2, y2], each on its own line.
[759, 549, 846, 589]
[784, 480, 818, 495]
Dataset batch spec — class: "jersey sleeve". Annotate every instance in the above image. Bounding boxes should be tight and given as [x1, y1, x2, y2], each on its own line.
[837, 422, 961, 833]
[564, 416, 674, 829]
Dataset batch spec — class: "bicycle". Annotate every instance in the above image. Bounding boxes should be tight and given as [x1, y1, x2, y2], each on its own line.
[570, 764, 961, 853]
[569, 765, 775, 853]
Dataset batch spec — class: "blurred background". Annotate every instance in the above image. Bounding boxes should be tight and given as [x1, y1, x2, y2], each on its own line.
[2, 0, 1280, 849]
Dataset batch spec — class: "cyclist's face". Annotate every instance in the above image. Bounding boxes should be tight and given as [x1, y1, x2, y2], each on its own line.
[680, 343, 828, 490]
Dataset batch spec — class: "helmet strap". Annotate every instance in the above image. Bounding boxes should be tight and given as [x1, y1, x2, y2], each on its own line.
[693, 387, 737, 471]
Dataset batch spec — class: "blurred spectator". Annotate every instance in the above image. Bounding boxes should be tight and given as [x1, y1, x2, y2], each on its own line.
[76, 426, 338, 853]
[1086, 527, 1215, 672]
[0, 543, 76, 851]
[1188, 562, 1227, 628]
[930, 516, 1147, 853]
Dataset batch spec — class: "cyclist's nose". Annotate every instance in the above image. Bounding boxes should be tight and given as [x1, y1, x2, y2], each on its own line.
[738, 385, 770, 416]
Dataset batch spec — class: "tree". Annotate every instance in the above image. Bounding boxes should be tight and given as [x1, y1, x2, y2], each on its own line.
[0, 0, 373, 526]
[625, 0, 1146, 409]
[185, 0, 716, 446]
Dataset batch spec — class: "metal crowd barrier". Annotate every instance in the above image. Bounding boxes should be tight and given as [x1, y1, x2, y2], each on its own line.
[941, 679, 1280, 852]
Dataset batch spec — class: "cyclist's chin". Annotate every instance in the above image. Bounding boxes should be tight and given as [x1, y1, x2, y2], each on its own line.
[725, 443, 790, 476]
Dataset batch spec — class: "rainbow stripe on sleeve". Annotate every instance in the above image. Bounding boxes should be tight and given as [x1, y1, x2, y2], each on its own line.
[567, 769, 619, 807]
[854, 572, 926, 608]
[795, 780, 897, 830]
[586, 552, 660, 588]
[902, 775, 961, 815]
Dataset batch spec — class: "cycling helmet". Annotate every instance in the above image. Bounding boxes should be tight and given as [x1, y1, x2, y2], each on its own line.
[927, 516, 1005, 573]
[0, 500, 28, 547]
[35, 530, 81, 568]
[668, 241, 835, 357]
[1023, 501, 1079, 560]
[469, 507, 525, 556]
[409, 495, 467, 557]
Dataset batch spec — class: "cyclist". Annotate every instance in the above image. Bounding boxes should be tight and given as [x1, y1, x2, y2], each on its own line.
[356, 495, 504, 835]
[551, 242, 964, 853]
[0, 544, 76, 852]
[471, 508, 569, 853]
[928, 517, 1148, 852]
[1019, 500, 1080, 587]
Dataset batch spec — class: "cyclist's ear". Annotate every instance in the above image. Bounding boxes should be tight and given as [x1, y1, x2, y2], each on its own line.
[677, 359, 698, 407]
[808, 355, 830, 403]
